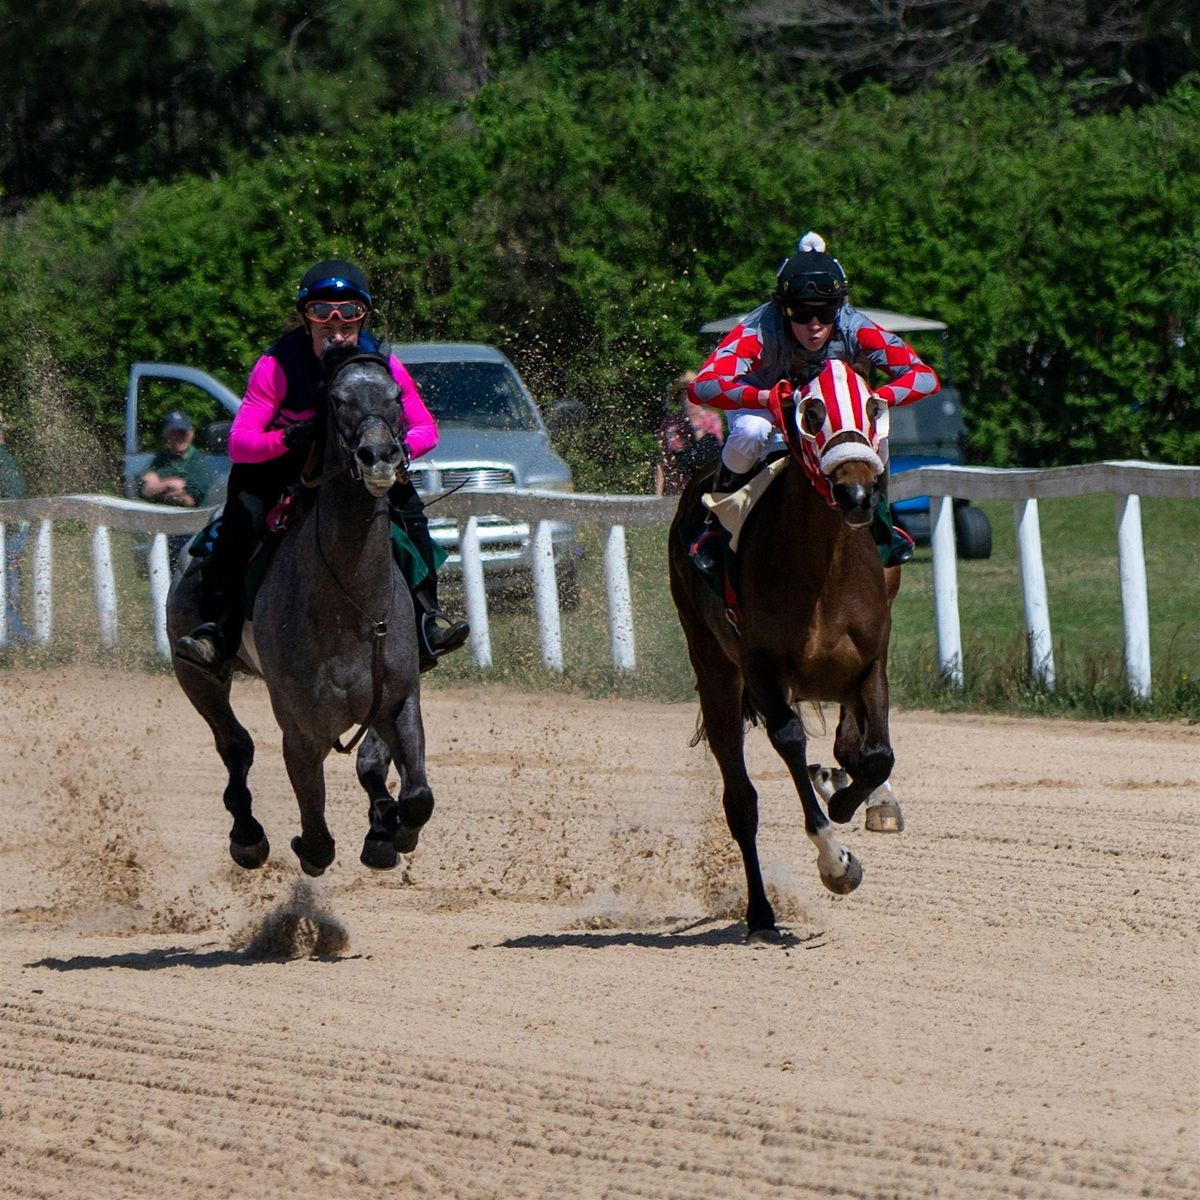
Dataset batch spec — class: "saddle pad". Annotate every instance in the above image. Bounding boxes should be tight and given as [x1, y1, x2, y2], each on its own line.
[390, 522, 447, 589]
[701, 456, 789, 551]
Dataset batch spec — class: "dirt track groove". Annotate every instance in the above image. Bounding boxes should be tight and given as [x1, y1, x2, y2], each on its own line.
[0, 667, 1196, 1198]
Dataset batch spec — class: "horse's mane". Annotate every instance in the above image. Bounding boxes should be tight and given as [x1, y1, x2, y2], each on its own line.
[320, 342, 392, 387]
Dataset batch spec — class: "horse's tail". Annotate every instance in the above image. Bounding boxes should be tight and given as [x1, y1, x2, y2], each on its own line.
[689, 688, 760, 748]
[688, 694, 821, 747]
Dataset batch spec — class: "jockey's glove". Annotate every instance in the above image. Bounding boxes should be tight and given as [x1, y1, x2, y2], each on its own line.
[282, 420, 318, 452]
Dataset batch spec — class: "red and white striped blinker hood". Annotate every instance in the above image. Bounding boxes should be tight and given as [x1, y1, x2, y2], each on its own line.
[794, 360, 887, 478]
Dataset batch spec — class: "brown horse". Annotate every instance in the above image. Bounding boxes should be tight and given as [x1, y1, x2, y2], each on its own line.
[669, 360, 903, 940]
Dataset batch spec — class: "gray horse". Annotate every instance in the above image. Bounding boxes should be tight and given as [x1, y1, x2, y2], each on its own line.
[167, 347, 431, 876]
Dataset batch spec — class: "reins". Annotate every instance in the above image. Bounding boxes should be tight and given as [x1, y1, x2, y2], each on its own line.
[291, 347, 407, 753]
[312, 500, 395, 755]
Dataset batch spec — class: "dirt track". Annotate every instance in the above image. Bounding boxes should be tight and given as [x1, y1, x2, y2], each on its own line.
[0, 666, 1196, 1198]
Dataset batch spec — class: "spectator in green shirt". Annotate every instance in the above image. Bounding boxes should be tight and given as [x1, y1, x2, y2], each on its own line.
[139, 410, 215, 568]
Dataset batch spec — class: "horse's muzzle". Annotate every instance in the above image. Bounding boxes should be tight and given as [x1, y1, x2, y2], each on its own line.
[832, 480, 879, 527]
[354, 442, 405, 497]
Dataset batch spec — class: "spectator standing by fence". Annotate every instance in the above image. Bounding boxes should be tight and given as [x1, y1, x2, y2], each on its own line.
[654, 371, 724, 496]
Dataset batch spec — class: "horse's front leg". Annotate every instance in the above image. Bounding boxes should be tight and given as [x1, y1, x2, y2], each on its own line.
[281, 729, 336, 876]
[746, 660, 862, 898]
[371, 694, 434, 859]
[174, 659, 269, 868]
[356, 729, 401, 870]
[828, 655, 897, 828]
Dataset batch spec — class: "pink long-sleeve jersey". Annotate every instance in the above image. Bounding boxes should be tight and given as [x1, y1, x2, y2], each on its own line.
[229, 351, 438, 464]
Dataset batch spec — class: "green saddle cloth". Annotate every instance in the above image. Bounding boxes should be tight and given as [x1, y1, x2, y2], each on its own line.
[237, 523, 445, 617]
[390, 521, 447, 588]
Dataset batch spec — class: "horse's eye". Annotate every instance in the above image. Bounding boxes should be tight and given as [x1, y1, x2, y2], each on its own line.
[866, 396, 883, 423]
[801, 400, 826, 436]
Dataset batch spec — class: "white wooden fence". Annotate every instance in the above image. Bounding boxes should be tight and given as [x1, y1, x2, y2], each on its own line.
[2, 460, 1195, 696]
[889, 461, 1200, 697]
[0, 491, 675, 672]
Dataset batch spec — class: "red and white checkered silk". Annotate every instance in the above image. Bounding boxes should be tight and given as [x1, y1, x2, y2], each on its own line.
[794, 361, 887, 505]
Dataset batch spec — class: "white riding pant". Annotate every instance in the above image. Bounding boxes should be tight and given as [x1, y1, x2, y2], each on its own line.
[721, 409, 892, 475]
[721, 411, 780, 474]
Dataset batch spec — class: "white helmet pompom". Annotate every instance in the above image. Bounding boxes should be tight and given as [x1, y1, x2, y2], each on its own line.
[798, 231, 826, 253]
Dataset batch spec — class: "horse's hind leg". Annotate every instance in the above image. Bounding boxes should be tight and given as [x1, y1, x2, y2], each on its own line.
[371, 694, 434, 860]
[828, 656, 897, 828]
[174, 662, 269, 868]
[684, 629, 778, 938]
[744, 655, 862, 898]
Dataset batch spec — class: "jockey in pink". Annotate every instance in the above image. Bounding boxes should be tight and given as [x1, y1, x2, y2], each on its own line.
[230, 352, 438, 465]
[175, 258, 469, 676]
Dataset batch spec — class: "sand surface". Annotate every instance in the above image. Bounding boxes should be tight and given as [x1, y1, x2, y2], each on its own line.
[0, 666, 1196, 1198]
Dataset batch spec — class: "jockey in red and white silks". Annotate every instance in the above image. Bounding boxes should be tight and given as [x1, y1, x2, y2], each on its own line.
[689, 298, 939, 476]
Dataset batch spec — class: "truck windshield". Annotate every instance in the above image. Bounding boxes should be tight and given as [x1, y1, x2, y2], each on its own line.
[403, 361, 539, 432]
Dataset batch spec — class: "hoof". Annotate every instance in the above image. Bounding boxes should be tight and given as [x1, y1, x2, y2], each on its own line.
[820, 851, 863, 895]
[360, 834, 399, 871]
[865, 798, 904, 833]
[393, 826, 422, 854]
[291, 836, 332, 877]
[746, 926, 783, 945]
[229, 835, 270, 869]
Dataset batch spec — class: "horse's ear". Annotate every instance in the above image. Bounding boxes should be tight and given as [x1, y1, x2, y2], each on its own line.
[800, 397, 826, 438]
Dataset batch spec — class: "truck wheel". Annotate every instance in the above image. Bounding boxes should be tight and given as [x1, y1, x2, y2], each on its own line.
[955, 505, 992, 560]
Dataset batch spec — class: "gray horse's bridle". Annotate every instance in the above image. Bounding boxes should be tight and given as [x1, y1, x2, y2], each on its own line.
[302, 351, 407, 490]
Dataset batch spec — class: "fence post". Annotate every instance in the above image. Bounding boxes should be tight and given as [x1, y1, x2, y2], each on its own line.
[460, 516, 492, 670]
[33, 519, 52, 646]
[603, 523, 635, 671]
[1114, 493, 1152, 699]
[148, 533, 171, 659]
[1013, 498, 1055, 689]
[91, 524, 119, 649]
[530, 519, 563, 672]
[930, 495, 962, 687]
[0, 522, 7, 648]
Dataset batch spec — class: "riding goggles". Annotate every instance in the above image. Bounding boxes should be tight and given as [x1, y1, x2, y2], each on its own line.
[786, 302, 843, 326]
[785, 273, 847, 299]
[304, 300, 368, 323]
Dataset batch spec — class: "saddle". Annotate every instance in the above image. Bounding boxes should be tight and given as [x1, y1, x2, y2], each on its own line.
[681, 453, 790, 629]
[186, 492, 445, 621]
[184, 513, 284, 617]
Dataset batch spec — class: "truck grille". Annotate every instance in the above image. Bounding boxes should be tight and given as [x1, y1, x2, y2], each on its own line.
[440, 467, 516, 490]
[409, 466, 517, 495]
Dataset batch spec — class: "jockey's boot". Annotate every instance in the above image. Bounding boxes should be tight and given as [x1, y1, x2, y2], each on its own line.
[175, 505, 255, 677]
[690, 464, 753, 575]
[871, 493, 914, 568]
[396, 498, 470, 666]
[413, 576, 470, 666]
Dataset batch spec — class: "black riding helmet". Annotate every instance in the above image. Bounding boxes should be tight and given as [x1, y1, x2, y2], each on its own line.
[296, 259, 373, 310]
[773, 232, 848, 311]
